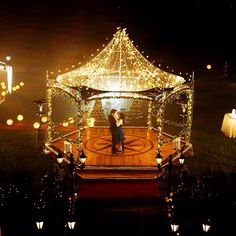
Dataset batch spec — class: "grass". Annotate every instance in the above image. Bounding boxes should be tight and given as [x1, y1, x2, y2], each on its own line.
[0, 129, 54, 185]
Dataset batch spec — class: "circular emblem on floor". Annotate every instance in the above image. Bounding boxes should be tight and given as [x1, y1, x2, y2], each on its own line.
[84, 135, 154, 156]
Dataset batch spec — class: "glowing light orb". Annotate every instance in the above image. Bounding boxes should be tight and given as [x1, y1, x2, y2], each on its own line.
[20, 82, 24, 86]
[62, 122, 69, 127]
[41, 116, 48, 123]
[15, 85, 20, 89]
[207, 64, 212, 70]
[1, 91, 6, 96]
[17, 114, 24, 121]
[6, 119, 13, 126]
[6, 56, 11, 61]
[68, 117, 74, 123]
[33, 122, 40, 129]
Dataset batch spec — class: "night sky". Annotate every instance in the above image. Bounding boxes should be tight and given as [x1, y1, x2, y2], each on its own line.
[0, 0, 235, 122]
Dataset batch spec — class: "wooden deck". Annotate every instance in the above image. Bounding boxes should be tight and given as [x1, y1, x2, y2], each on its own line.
[50, 127, 191, 179]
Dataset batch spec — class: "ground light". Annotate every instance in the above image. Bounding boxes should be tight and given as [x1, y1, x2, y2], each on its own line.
[67, 221, 76, 230]
[36, 221, 44, 230]
[202, 219, 211, 232]
[179, 152, 185, 165]
[170, 223, 179, 233]
[155, 152, 163, 169]
[57, 151, 64, 164]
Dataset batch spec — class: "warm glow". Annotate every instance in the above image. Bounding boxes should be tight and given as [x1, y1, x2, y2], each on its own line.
[68, 221, 76, 230]
[6, 65, 13, 93]
[33, 122, 40, 129]
[20, 82, 24, 86]
[5, 56, 11, 61]
[68, 117, 74, 123]
[231, 108, 236, 118]
[41, 116, 48, 123]
[87, 117, 95, 127]
[171, 224, 179, 232]
[36, 221, 44, 230]
[1, 91, 6, 96]
[62, 121, 69, 127]
[202, 223, 211, 232]
[15, 85, 20, 89]
[6, 119, 13, 125]
[17, 114, 24, 121]
[56, 28, 185, 91]
[207, 64, 212, 70]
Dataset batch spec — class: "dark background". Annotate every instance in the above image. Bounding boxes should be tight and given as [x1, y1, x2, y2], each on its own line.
[0, 0, 235, 122]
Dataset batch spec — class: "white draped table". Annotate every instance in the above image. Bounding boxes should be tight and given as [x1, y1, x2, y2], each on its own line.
[221, 111, 236, 138]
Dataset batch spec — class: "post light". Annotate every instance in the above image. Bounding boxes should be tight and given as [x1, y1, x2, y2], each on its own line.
[202, 219, 211, 232]
[79, 150, 87, 169]
[57, 151, 64, 164]
[36, 221, 44, 230]
[155, 152, 163, 169]
[179, 153, 185, 165]
[67, 221, 76, 230]
[170, 223, 179, 232]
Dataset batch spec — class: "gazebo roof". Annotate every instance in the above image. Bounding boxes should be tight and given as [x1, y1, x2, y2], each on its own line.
[56, 28, 185, 92]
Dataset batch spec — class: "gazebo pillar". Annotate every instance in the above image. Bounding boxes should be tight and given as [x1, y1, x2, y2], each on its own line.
[184, 74, 194, 145]
[45, 70, 53, 145]
[76, 87, 83, 160]
[156, 92, 166, 154]
[147, 100, 152, 129]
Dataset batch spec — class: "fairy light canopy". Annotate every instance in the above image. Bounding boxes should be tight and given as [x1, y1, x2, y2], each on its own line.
[56, 28, 185, 92]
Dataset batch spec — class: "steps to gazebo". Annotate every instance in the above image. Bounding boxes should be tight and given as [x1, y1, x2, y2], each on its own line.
[77, 166, 159, 180]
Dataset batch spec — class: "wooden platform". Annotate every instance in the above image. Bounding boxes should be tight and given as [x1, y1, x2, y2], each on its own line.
[50, 127, 192, 179]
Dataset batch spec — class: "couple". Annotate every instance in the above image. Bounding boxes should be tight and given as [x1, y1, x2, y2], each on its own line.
[108, 109, 125, 154]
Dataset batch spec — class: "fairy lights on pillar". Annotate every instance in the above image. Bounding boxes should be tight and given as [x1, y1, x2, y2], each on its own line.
[147, 100, 152, 129]
[46, 70, 53, 145]
[184, 72, 194, 145]
[156, 89, 166, 154]
[76, 86, 83, 160]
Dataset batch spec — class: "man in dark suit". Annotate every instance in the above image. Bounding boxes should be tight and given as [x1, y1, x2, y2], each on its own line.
[108, 109, 118, 154]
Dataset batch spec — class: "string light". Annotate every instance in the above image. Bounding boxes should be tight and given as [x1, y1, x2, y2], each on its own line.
[46, 29, 194, 154]
[56, 28, 185, 92]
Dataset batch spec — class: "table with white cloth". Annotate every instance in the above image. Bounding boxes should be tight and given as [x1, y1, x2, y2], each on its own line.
[221, 113, 236, 138]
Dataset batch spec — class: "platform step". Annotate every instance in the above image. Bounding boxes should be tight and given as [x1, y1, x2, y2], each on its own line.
[77, 166, 160, 180]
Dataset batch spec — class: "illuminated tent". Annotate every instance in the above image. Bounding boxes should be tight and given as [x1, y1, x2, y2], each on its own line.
[56, 28, 185, 92]
[45, 28, 194, 160]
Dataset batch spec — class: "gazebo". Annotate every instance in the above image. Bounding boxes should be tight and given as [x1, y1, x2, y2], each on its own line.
[45, 28, 194, 170]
